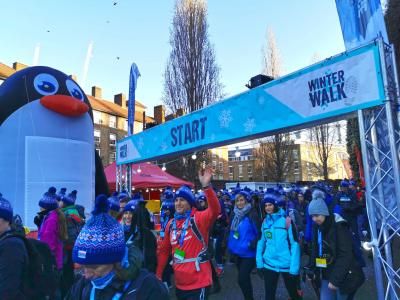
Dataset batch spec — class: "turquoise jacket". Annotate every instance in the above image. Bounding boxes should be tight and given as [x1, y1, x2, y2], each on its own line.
[256, 208, 300, 275]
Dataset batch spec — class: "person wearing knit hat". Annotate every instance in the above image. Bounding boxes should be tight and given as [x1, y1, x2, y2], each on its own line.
[0, 194, 30, 299]
[256, 190, 301, 300]
[227, 188, 260, 300]
[67, 194, 168, 299]
[34, 187, 61, 229]
[307, 198, 365, 299]
[107, 192, 121, 221]
[37, 187, 68, 272]
[59, 189, 84, 297]
[156, 167, 220, 299]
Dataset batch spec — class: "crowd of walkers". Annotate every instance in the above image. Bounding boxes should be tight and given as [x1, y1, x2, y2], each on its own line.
[0, 165, 369, 300]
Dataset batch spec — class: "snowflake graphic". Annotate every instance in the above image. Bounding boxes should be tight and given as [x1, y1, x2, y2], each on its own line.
[244, 118, 256, 133]
[137, 137, 144, 149]
[219, 109, 232, 128]
[160, 142, 168, 151]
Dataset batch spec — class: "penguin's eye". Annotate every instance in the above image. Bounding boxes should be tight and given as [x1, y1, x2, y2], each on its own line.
[33, 73, 59, 95]
[66, 79, 84, 101]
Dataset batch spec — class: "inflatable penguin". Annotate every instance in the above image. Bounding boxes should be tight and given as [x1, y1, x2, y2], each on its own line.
[0, 66, 109, 227]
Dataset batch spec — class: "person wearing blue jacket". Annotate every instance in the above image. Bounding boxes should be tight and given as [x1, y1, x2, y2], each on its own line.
[228, 190, 259, 300]
[256, 193, 302, 300]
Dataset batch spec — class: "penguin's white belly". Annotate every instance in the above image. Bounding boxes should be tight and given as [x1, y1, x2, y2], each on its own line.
[0, 101, 94, 228]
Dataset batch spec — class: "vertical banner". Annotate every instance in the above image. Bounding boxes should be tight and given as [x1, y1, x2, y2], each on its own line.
[128, 63, 141, 135]
[335, 0, 388, 50]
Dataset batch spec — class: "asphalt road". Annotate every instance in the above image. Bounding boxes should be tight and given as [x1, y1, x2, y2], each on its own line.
[170, 251, 377, 300]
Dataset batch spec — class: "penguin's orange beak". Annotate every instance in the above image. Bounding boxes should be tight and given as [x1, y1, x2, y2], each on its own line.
[40, 95, 89, 117]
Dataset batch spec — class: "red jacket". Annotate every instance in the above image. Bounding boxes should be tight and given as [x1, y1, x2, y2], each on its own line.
[156, 187, 220, 290]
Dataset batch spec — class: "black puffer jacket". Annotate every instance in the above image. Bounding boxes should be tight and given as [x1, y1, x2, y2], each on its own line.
[66, 269, 169, 300]
[0, 230, 29, 300]
[310, 214, 363, 287]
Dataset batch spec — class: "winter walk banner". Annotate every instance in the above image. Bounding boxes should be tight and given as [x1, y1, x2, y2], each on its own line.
[117, 42, 385, 165]
[128, 63, 140, 135]
[335, 0, 388, 50]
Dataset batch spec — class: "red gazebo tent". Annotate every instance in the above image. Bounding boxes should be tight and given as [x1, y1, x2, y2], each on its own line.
[104, 162, 194, 192]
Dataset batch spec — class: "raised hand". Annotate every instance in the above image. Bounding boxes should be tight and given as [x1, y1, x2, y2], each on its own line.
[198, 166, 213, 188]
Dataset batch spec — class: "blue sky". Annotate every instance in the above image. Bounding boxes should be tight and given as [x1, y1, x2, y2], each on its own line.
[0, 0, 345, 114]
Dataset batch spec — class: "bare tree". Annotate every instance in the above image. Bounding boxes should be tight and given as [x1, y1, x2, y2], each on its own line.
[261, 28, 282, 77]
[253, 28, 294, 182]
[254, 134, 295, 182]
[308, 124, 336, 180]
[163, 0, 223, 114]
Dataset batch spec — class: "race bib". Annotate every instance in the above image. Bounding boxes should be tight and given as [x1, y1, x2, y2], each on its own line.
[265, 231, 272, 239]
[316, 258, 327, 268]
[340, 196, 351, 202]
[160, 231, 165, 238]
[174, 248, 186, 261]
[233, 231, 239, 239]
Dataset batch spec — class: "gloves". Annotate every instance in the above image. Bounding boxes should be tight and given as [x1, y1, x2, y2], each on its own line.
[257, 268, 264, 280]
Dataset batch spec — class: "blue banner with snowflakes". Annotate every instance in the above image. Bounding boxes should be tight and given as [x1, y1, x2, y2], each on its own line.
[117, 42, 385, 165]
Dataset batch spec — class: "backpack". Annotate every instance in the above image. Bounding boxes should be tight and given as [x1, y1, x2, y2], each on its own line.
[65, 213, 84, 250]
[114, 269, 168, 299]
[0, 233, 59, 299]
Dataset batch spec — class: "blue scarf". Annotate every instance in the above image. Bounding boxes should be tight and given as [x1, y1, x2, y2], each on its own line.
[90, 271, 115, 300]
[174, 210, 192, 220]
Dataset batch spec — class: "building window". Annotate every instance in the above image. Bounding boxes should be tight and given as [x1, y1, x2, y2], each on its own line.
[238, 165, 243, 176]
[109, 116, 117, 128]
[294, 162, 299, 170]
[229, 166, 234, 179]
[93, 111, 102, 124]
[293, 149, 299, 160]
[247, 165, 252, 176]
[96, 148, 101, 156]
[212, 160, 217, 170]
[218, 174, 223, 180]
[124, 120, 128, 132]
[295, 131, 301, 139]
[109, 151, 116, 164]
[219, 162, 223, 172]
[110, 133, 116, 148]
[94, 130, 101, 146]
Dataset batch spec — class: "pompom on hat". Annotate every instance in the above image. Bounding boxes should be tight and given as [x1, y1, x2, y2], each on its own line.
[72, 194, 125, 265]
[0, 193, 13, 223]
[123, 200, 137, 212]
[56, 187, 67, 201]
[262, 193, 281, 206]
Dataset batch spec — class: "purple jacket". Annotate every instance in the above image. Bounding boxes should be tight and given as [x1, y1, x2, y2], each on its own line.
[38, 210, 63, 270]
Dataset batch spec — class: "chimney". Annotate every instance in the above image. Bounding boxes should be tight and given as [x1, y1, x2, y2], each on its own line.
[69, 75, 78, 82]
[12, 62, 28, 71]
[142, 111, 146, 131]
[114, 93, 126, 108]
[176, 108, 185, 117]
[91, 86, 102, 99]
[154, 105, 165, 124]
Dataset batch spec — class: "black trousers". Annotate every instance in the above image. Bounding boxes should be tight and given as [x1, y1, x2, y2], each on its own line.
[263, 268, 302, 300]
[176, 287, 208, 300]
[236, 257, 256, 300]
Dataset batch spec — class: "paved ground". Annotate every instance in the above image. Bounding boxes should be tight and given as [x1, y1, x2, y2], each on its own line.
[170, 251, 377, 300]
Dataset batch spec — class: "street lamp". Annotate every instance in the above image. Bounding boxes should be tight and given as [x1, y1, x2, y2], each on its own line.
[161, 163, 166, 171]
[191, 152, 197, 160]
[137, 165, 142, 173]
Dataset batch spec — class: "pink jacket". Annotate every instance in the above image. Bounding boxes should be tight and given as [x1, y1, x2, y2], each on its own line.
[39, 210, 63, 270]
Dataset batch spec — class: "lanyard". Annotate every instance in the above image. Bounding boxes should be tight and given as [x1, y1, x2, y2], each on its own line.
[172, 216, 190, 248]
[160, 215, 169, 231]
[318, 230, 323, 257]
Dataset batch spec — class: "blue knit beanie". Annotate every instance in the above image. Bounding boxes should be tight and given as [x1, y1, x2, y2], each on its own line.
[56, 187, 67, 201]
[175, 186, 195, 207]
[0, 193, 13, 223]
[108, 192, 120, 212]
[123, 200, 137, 212]
[161, 200, 175, 213]
[162, 189, 175, 201]
[72, 194, 125, 265]
[262, 193, 280, 206]
[39, 187, 58, 211]
[63, 190, 77, 206]
[118, 190, 129, 202]
[340, 179, 350, 188]
[237, 190, 251, 202]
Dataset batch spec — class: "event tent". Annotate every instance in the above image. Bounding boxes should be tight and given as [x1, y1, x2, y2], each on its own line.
[104, 162, 193, 190]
